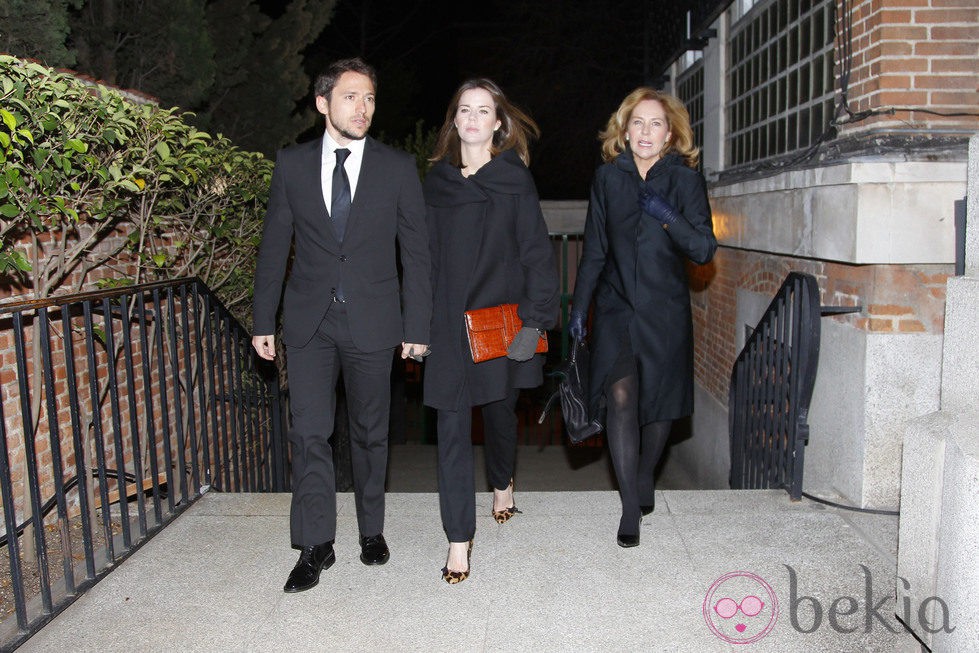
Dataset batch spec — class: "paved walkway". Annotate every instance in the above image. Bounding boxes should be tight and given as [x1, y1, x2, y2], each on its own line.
[18, 445, 923, 652]
[383, 442, 699, 493]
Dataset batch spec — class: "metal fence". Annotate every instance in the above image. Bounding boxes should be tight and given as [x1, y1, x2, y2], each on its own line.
[524, 230, 600, 447]
[0, 278, 284, 650]
[728, 272, 821, 500]
[0, 232, 592, 648]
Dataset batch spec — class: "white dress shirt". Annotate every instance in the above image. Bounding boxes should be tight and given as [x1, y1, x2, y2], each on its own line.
[320, 132, 366, 214]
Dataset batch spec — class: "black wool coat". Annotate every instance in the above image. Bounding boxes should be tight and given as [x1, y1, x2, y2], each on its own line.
[423, 149, 560, 411]
[571, 150, 716, 424]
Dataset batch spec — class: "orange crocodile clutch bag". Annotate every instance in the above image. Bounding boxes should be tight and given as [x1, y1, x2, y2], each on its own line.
[463, 303, 547, 363]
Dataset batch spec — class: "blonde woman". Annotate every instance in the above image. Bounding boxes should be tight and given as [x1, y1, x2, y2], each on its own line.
[569, 88, 717, 547]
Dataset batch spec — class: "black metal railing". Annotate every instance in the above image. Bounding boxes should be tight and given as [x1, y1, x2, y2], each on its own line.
[0, 278, 284, 650]
[0, 230, 589, 647]
[519, 230, 601, 447]
[728, 272, 822, 500]
[550, 231, 584, 360]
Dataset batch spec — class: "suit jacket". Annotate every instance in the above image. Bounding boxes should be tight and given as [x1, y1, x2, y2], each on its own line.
[571, 151, 716, 424]
[252, 136, 432, 352]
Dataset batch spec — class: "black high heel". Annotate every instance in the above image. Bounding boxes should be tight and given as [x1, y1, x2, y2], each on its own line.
[617, 532, 640, 548]
[617, 511, 641, 548]
[441, 540, 473, 584]
[640, 486, 657, 516]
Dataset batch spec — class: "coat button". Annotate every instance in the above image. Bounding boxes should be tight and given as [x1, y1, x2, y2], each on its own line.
[339, 255, 347, 262]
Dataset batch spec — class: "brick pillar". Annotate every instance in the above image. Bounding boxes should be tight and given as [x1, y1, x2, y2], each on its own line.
[836, 0, 978, 135]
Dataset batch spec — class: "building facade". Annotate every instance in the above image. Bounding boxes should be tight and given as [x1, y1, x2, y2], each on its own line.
[656, 0, 977, 509]
[668, 0, 979, 508]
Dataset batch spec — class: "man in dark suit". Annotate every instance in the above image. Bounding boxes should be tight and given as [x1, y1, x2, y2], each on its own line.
[252, 58, 431, 593]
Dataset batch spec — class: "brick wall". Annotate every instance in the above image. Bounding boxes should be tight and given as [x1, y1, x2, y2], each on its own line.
[692, 247, 952, 406]
[0, 223, 142, 304]
[838, 0, 979, 134]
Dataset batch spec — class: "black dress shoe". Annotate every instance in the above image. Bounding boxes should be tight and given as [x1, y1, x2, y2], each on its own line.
[617, 532, 640, 548]
[283, 542, 335, 593]
[360, 533, 390, 565]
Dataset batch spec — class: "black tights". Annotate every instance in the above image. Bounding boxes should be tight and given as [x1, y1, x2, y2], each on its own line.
[605, 373, 671, 537]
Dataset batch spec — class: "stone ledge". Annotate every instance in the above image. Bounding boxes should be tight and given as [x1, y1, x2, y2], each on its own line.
[540, 199, 587, 234]
[710, 159, 966, 264]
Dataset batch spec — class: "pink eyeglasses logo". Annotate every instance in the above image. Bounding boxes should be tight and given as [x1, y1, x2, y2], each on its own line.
[703, 571, 779, 644]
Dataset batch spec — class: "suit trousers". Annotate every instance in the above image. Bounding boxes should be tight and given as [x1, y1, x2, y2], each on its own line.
[436, 388, 520, 542]
[285, 302, 393, 546]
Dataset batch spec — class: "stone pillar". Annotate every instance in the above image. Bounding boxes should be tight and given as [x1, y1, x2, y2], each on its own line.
[932, 419, 979, 651]
[896, 133, 979, 650]
[967, 120, 979, 278]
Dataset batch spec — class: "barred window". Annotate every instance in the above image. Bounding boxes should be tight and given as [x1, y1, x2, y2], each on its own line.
[676, 58, 705, 168]
[727, 0, 835, 166]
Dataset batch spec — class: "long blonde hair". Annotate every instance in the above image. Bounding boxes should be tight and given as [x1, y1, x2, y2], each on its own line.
[599, 88, 699, 169]
[430, 78, 540, 167]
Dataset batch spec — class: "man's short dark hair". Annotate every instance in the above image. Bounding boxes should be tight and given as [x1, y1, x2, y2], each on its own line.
[314, 58, 378, 99]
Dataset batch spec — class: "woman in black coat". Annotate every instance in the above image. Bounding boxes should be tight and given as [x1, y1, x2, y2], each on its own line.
[569, 88, 717, 548]
[424, 79, 559, 583]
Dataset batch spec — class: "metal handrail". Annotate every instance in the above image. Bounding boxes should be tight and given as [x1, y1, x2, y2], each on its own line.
[728, 272, 822, 500]
[0, 231, 589, 646]
[0, 277, 284, 650]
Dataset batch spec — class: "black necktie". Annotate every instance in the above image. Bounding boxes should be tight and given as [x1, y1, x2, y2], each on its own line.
[331, 148, 351, 242]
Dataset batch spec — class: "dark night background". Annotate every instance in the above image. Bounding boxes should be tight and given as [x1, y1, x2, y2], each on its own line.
[261, 0, 707, 199]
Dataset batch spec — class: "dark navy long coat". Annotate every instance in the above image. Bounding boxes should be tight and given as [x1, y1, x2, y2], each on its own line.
[423, 149, 559, 411]
[571, 150, 716, 424]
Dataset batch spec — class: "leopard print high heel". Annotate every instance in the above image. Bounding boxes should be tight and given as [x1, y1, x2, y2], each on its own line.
[441, 540, 473, 584]
[492, 504, 522, 523]
[492, 481, 521, 523]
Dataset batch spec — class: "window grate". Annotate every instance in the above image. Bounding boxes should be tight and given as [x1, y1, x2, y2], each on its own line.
[676, 59, 706, 171]
[727, 0, 836, 166]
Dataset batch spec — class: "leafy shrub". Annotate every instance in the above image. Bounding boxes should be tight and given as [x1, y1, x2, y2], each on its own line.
[0, 54, 272, 323]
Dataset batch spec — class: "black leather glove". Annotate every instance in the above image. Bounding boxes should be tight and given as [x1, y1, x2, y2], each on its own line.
[506, 326, 540, 361]
[639, 187, 679, 226]
[567, 310, 587, 341]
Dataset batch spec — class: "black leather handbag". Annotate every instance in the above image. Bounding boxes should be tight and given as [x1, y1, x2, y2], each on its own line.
[539, 337, 603, 444]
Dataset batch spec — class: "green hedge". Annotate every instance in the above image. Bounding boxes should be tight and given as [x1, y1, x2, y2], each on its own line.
[0, 54, 272, 323]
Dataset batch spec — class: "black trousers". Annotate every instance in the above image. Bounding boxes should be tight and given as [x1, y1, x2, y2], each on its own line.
[436, 388, 520, 542]
[285, 303, 394, 546]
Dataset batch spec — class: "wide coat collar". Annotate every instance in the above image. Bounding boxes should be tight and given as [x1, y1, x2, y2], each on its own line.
[425, 148, 530, 207]
[611, 146, 684, 182]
